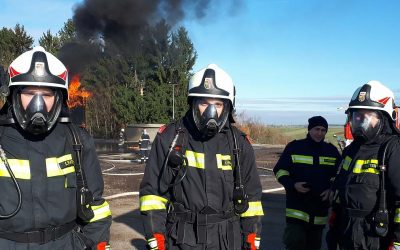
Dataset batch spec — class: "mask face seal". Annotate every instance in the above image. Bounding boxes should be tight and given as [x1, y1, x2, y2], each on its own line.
[12, 87, 63, 135]
[192, 98, 230, 138]
[350, 109, 382, 142]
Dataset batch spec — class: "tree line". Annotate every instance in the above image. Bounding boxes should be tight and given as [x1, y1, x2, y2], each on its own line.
[0, 20, 197, 138]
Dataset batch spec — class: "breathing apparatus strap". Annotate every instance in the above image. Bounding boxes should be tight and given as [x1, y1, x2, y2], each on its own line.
[229, 126, 249, 214]
[373, 135, 398, 237]
[66, 123, 94, 221]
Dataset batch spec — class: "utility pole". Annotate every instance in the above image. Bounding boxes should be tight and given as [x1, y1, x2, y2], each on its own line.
[172, 83, 175, 120]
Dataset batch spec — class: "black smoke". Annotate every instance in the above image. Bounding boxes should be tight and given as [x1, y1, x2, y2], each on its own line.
[59, 0, 242, 75]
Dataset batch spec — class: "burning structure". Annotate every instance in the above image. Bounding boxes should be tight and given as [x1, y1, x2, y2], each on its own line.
[68, 75, 92, 127]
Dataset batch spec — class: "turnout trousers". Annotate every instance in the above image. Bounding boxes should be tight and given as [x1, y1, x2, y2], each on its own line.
[283, 222, 324, 250]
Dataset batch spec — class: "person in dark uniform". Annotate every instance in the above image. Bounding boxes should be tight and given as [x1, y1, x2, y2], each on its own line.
[139, 129, 150, 163]
[139, 64, 264, 250]
[274, 115, 341, 250]
[0, 46, 111, 249]
[330, 80, 400, 250]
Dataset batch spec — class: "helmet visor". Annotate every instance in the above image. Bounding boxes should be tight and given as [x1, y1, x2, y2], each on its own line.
[350, 109, 381, 140]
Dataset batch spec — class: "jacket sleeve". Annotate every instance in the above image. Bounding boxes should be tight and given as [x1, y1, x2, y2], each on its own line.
[79, 128, 112, 244]
[273, 141, 295, 191]
[139, 129, 173, 238]
[238, 133, 264, 237]
[386, 139, 400, 243]
[329, 145, 343, 185]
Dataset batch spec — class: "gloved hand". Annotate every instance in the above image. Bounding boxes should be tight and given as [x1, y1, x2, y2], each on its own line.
[147, 233, 165, 250]
[389, 242, 400, 250]
[245, 233, 260, 250]
[96, 242, 110, 250]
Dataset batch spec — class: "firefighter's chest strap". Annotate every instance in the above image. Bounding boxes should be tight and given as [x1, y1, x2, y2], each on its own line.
[0, 221, 76, 244]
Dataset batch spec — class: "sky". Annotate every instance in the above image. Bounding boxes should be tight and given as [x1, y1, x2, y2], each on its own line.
[1, 0, 400, 125]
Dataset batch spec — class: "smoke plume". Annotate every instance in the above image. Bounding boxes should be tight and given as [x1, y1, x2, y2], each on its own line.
[59, 0, 242, 74]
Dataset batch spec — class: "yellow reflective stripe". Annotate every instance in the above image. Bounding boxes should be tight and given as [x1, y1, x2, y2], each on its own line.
[185, 151, 205, 169]
[276, 169, 289, 180]
[216, 154, 232, 170]
[352, 159, 379, 174]
[46, 154, 75, 177]
[240, 201, 264, 217]
[394, 242, 400, 246]
[319, 157, 336, 166]
[140, 195, 168, 211]
[88, 201, 112, 222]
[286, 208, 309, 222]
[291, 155, 313, 165]
[342, 156, 352, 171]
[394, 208, 400, 223]
[314, 216, 328, 225]
[0, 159, 30, 179]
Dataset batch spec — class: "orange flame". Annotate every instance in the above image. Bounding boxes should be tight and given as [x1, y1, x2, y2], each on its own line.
[67, 75, 92, 109]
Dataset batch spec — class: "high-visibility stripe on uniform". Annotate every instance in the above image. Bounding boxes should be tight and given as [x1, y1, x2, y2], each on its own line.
[0, 159, 30, 179]
[140, 195, 168, 211]
[216, 154, 232, 170]
[286, 208, 310, 222]
[394, 208, 400, 223]
[352, 159, 379, 174]
[286, 208, 328, 225]
[342, 156, 352, 171]
[319, 157, 336, 166]
[275, 169, 289, 180]
[291, 155, 313, 165]
[46, 154, 75, 177]
[314, 216, 328, 225]
[240, 201, 264, 217]
[185, 150, 205, 169]
[88, 201, 112, 222]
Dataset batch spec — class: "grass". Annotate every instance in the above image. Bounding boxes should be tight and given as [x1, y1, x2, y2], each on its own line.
[235, 112, 345, 147]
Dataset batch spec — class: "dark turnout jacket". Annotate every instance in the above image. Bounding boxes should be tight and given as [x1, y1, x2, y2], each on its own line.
[139, 114, 263, 249]
[0, 122, 111, 249]
[274, 135, 341, 227]
[334, 135, 400, 249]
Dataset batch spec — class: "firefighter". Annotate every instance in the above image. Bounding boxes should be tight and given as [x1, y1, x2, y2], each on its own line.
[139, 129, 150, 163]
[0, 46, 111, 249]
[139, 64, 264, 250]
[273, 115, 341, 250]
[330, 80, 400, 250]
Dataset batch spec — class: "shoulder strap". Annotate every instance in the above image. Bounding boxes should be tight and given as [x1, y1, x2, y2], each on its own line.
[66, 123, 89, 191]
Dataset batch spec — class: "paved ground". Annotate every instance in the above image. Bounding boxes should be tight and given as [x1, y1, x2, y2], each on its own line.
[100, 146, 329, 250]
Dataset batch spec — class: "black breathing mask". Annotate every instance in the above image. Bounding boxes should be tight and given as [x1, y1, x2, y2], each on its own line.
[350, 110, 383, 142]
[192, 98, 230, 138]
[12, 87, 63, 135]
[25, 94, 49, 134]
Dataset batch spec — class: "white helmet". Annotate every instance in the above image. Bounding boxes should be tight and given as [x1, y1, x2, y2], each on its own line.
[188, 64, 235, 107]
[188, 64, 236, 138]
[7, 46, 68, 134]
[9, 46, 68, 95]
[347, 80, 396, 120]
